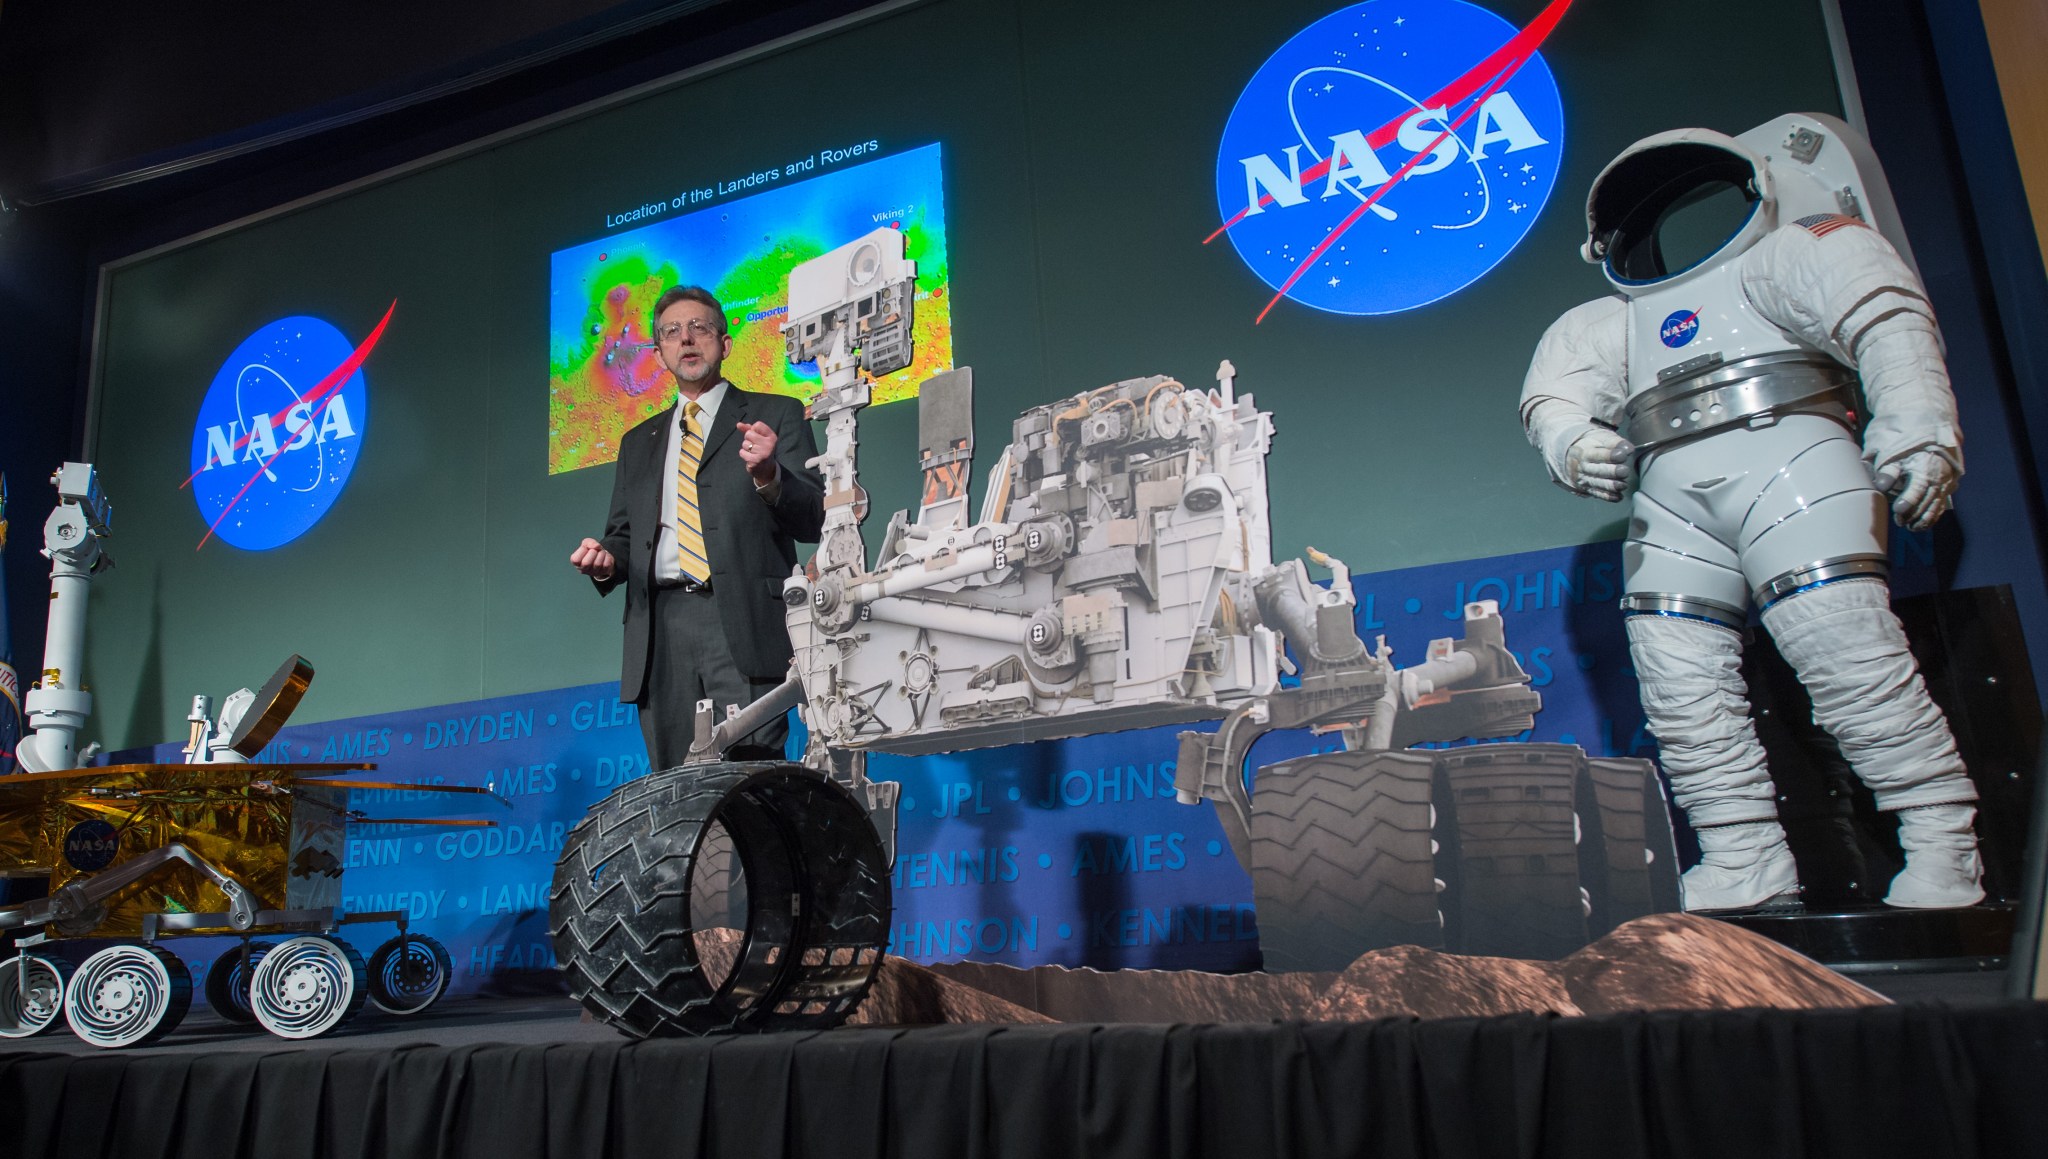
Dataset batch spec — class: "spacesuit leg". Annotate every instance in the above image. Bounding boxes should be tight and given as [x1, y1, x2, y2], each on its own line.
[1757, 578, 1983, 908]
[1621, 482, 1799, 911]
[1625, 615, 1800, 910]
[1735, 426, 1983, 909]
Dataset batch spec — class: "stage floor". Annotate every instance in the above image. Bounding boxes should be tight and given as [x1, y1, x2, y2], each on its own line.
[0, 958, 2016, 1060]
[4, 988, 2045, 1159]
[0, 960, 2013, 1058]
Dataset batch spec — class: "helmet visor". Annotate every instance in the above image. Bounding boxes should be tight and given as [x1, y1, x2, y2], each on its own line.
[1592, 143, 1760, 283]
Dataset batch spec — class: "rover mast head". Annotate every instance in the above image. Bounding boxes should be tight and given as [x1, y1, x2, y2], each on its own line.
[781, 225, 919, 392]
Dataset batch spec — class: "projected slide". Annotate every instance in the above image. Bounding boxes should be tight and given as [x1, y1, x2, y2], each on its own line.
[547, 142, 952, 474]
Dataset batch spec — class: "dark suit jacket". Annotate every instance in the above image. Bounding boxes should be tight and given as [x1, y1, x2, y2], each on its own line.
[595, 384, 825, 700]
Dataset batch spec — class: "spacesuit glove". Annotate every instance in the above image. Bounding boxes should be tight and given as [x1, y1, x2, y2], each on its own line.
[1874, 450, 1957, 532]
[1563, 428, 1636, 502]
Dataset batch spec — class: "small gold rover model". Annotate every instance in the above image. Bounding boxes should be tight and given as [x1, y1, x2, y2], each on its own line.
[1, 654, 497, 1048]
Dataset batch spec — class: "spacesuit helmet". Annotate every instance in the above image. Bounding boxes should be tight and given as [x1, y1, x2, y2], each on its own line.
[1582, 128, 1776, 289]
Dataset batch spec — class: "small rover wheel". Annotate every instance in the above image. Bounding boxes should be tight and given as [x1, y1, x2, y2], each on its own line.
[204, 941, 274, 1024]
[366, 934, 452, 1015]
[249, 935, 367, 1039]
[65, 944, 192, 1048]
[0, 954, 71, 1038]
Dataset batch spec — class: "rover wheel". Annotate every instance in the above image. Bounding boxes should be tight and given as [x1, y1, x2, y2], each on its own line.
[550, 761, 891, 1037]
[1437, 744, 1588, 959]
[1247, 750, 1443, 970]
[204, 940, 274, 1024]
[65, 944, 192, 1048]
[1578, 758, 1680, 936]
[366, 934, 452, 1015]
[0, 954, 70, 1038]
[250, 935, 366, 1039]
[690, 819, 748, 933]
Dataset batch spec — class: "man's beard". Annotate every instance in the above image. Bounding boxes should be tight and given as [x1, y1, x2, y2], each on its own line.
[670, 357, 719, 387]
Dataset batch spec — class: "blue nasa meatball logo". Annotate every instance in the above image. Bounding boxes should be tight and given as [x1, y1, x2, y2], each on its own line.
[1660, 308, 1701, 348]
[188, 307, 389, 551]
[63, 819, 120, 872]
[1212, 0, 1567, 319]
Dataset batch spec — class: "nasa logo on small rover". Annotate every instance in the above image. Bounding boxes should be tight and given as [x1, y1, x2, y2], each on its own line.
[63, 819, 120, 871]
[1211, 0, 1567, 319]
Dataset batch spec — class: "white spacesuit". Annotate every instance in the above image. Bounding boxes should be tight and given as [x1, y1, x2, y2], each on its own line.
[1519, 114, 1983, 911]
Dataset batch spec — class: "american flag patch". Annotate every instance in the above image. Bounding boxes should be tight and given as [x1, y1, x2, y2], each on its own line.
[1794, 213, 1866, 237]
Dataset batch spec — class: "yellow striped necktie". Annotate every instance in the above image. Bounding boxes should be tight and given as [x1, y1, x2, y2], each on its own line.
[675, 400, 709, 582]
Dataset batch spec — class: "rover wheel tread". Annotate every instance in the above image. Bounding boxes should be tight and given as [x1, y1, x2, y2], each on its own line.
[1580, 757, 1666, 935]
[204, 941, 274, 1024]
[1439, 745, 1589, 960]
[1247, 751, 1442, 971]
[249, 935, 367, 1039]
[549, 762, 891, 1038]
[65, 943, 192, 1049]
[0, 954, 70, 1038]
[691, 820, 746, 933]
[367, 934, 453, 1016]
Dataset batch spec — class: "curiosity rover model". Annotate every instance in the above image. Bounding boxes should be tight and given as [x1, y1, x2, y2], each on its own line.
[0, 464, 484, 1048]
[549, 229, 1679, 1038]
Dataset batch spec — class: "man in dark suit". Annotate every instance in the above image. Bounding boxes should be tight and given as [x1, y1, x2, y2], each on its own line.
[570, 286, 825, 767]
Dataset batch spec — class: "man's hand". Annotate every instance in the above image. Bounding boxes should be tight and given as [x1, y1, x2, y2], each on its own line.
[1875, 450, 1958, 532]
[570, 537, 616, 582]
[736, 420, 779, 484]
[1564, 428, 1636, 502]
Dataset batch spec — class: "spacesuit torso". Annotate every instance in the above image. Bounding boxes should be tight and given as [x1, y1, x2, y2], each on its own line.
[1520, 114, 1960, 625]
[1615, 232, 1888, 623]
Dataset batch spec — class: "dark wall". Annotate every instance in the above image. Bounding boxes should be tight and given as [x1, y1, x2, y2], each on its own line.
[0, 0, 740, 202]
[1839, 0, 2048, 593]
[0, 203, 89, 686]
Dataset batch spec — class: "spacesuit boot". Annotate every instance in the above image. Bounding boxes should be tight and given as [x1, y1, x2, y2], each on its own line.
[1758, 578, 1984, 909]
[1687, 820, 1802, 912]
[1625, 613, 1801, 910]
[1885, 804, 1985, 908]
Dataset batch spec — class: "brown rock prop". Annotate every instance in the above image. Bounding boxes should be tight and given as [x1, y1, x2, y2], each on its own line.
[848, 958, 1056, 1026]
[1553, 911, 1889, 1014]
[1306, 944, 1585, 1021]
[927, 959, 1335, 1022]
[1300, 913, 1881, 1021]
[681, 913, 1884, 1027]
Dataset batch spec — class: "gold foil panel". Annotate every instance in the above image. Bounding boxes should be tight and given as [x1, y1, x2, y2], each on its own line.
[0, 763, 362, 936]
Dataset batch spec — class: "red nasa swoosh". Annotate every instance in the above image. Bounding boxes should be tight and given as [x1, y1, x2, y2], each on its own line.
[1205, 0, 1574, 323]
[189, 300, 394, 550]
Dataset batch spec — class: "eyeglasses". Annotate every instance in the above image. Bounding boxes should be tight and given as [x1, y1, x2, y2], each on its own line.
[656, 318, 724, 345]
